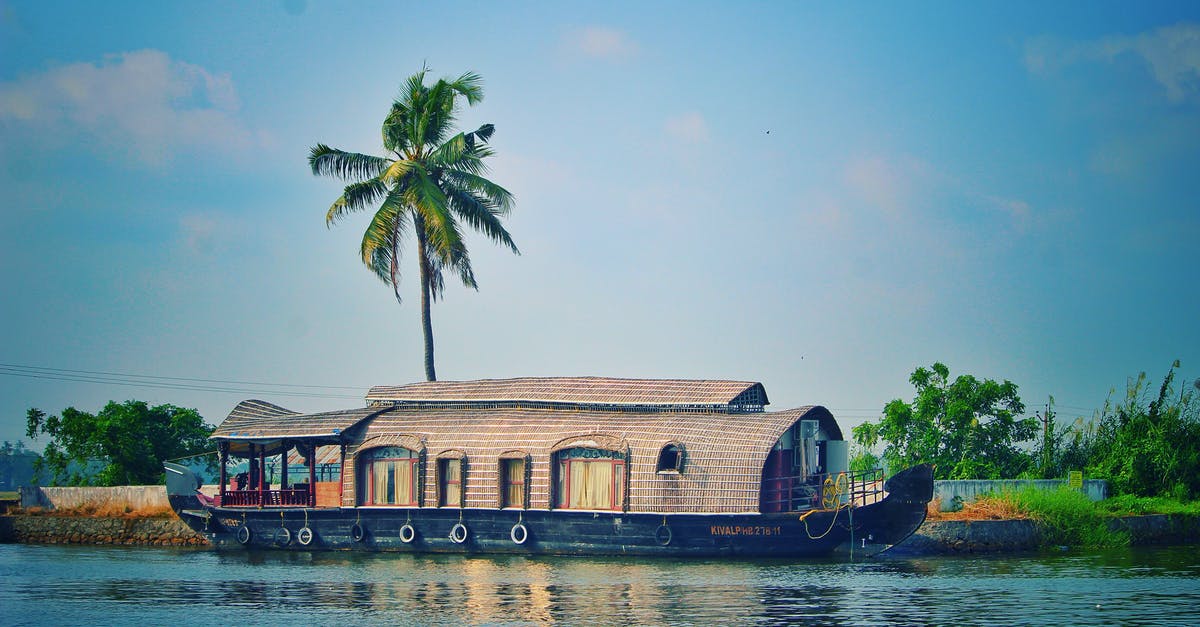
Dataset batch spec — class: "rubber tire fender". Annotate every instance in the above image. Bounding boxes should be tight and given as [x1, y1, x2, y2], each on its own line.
[399, 523, 416, 544]
[273, 527, 291, 547]
[236, 525, 252, 545]
[351, 523, 366, 543]
[449, 522, 469, 544]
[654, 524, 673, 546]
[510, 522, 529, 545]
[296, 526, 314, 546]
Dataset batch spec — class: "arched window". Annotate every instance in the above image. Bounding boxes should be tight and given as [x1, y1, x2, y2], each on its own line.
[554, 447, 625, 511]
[358, 447, 418, 506]
[656, 444, 684, 473]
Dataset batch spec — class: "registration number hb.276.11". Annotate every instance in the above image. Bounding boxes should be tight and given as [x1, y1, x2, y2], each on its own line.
[709, 525, 783, 536]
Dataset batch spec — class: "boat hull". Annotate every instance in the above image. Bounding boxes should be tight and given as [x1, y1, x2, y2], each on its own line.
[168, 465, 932, 558]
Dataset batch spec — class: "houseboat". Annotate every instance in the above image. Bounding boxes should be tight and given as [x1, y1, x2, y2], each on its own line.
[166, 377, 932, 557]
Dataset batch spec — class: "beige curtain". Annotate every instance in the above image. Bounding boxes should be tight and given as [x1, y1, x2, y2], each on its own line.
[505, 459, 524, 507]
[569, 460, 613, 509]
[395, 460, 413, 505]
[442, 459, 462, 506]
[372, 460, 391, 504]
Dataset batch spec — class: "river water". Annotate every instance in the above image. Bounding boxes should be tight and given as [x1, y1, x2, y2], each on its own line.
[2, 543, 1198, 626]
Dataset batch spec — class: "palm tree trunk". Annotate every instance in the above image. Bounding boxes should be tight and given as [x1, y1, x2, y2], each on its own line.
[417, 238, 437, 382]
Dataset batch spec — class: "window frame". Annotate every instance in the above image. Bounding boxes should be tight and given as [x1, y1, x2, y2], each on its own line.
[500, 457, 526, 509]
[655, 443, 685, 474]
[358, 446, 419, 507]
[553, 447, 626, 512]
[438, 456, 465, 508]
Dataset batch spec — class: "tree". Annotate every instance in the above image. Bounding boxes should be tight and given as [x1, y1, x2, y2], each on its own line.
[309, 67, 518, 381]
[1, 440, 40, 490]
[1085, 362, 1200, 499]
[852, 362, 1038, 480]
[25, 401, 214, 486]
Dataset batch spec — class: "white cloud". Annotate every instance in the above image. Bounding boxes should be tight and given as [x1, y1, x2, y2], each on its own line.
[664, 111, 710, 143]
[565, 27, 638, 60]
[1025, 23, 1200, 103]
[0, 49, 262, 166]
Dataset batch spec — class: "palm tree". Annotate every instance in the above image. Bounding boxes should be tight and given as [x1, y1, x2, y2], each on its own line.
[309, 68, 518, 381]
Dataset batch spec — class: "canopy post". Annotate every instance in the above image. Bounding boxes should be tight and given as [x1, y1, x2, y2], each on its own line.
[280, 440, 289, 490]
[218, 443, 228, 501]
[258, 444, 266, 508]
[308, 444, 317, 507]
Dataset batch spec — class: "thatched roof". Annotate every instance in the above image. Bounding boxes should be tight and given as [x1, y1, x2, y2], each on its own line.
[212, 400, 388, 456]
[366, 377, 768, 410]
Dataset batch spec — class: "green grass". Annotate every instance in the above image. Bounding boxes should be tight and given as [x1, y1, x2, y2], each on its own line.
[998, 486, 1130, 548]
[0, 491, 18, 501]
[1094, 494, 1200, 516]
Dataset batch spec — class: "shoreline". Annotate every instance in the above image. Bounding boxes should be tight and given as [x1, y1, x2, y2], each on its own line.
[3, 512, 1197, 553]
[895, 513, 1200, 555]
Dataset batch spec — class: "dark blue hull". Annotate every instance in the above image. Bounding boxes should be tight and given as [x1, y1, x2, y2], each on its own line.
[168, 466, 932, 558]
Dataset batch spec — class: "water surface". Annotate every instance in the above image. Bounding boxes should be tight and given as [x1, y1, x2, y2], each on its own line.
[2, 543, 1198, 625]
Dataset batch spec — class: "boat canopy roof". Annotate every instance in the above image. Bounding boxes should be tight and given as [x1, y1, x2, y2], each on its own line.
[211, 400, 389, 456]
[366, 377, 769, 411]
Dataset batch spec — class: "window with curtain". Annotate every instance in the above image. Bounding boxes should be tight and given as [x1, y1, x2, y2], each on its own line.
[502, 458, 525, 508]
[359, 446, 418, 506]
[439, 458, 463, 507]
[554, 448, 625, 511]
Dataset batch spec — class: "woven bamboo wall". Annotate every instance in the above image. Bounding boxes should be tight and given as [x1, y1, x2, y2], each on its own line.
[338, 405, 836, 513]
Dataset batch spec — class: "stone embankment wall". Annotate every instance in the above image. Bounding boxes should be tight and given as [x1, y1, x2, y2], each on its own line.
[20, 485, 219, 510]
[932, 479, 1108, 512]
[899, 514, 1200, 554]
[0, 515, 209, 546]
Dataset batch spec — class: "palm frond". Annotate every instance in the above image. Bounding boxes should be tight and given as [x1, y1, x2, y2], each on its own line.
[444, 186, 520, 255]
[443, 170, 515, 215]
[407, 166, 464, 255]
[447, 71, 484, 105]
[427, 133, 468, 169]
[309, 144, 389, 181]
[326, 178, 389, 225]
[360, 193, 410, 300]
[379, 159, 416, 186]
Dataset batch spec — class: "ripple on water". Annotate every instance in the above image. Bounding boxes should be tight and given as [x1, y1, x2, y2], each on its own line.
[1, 544, 1199, 626]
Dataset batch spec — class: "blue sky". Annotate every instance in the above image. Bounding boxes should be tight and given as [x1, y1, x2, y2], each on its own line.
[1, 1, 1197, 448]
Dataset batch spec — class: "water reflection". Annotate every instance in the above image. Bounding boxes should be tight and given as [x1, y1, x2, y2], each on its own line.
[3, 545, 1199, 625]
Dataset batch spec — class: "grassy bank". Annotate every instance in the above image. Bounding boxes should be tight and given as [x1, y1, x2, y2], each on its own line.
[12, 502, 175, 519]
[932, 487, 1200, 549]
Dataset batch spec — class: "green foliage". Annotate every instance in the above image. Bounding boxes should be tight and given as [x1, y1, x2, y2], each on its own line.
[309, 66, 518, 382]
[1004, 486, 1129, 548]
[25, 401, 214, 486]
[848, 445, 880, 473]
[1084, 362, 1200, 500]
[1, 440, 41, 490]
[852, 362, 1038, 479]
[1094, 494, 1200, 516]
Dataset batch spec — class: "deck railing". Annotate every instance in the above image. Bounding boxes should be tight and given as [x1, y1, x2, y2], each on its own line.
[760, 468, 886, 513]
[219, 488, 312, 508]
